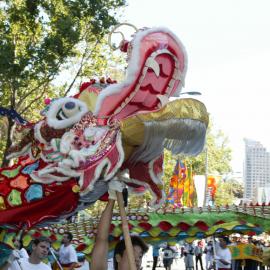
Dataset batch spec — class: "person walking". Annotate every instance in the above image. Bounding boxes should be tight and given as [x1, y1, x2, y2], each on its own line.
[162, 243, 175, 270]
[58, 232, 78, 270]
[215, 237, 232, 270]
[195, 241, 204, 270]
[152, 245, 160, 270]
[4, 236, 51, 270]
[183, 242, 195, 270]
[13, 237, 29, 259]
[204, 241, 214, 270]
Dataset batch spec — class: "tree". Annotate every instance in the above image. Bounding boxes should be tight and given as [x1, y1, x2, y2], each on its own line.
[215, 178, 244, 206]
[0, 0, 126, 166]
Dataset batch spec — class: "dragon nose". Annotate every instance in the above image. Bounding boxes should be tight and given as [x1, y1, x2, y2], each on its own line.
[65, 101, 76, 110]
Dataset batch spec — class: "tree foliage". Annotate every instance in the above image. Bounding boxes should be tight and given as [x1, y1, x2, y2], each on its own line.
[0, 0, 126, 166]
[215, 178, 244, 206]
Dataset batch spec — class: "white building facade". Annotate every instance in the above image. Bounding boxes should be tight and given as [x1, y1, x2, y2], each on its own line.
[244, 139, 270, 201]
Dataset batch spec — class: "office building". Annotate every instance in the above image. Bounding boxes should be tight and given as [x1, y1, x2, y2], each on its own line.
[243, 139, 270, 201]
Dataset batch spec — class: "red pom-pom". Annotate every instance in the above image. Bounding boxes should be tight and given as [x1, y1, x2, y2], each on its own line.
[120, 40, 129, 52]
[32, 231, 42, 238]
[80, 82, 91, 92]
[44, 98, 51, 105]
[49, 234, 57, 242]
[76, 243, 87, 252]
[106, 78, 112, 83]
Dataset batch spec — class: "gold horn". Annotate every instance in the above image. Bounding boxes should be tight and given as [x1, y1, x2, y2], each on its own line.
[108, 23, 138, 50]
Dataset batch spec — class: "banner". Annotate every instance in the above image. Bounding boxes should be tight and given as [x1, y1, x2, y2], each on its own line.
[166, 160, 185, 207]
[166, 160, 197, 207]
[182, 163, 197, 207]
[207, 175, 217, 206]
[228, 244, 263, 262]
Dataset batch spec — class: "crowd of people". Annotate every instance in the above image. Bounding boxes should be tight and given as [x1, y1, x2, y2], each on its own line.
[3, 225, 270, 270]
[150, 234, 270, 270]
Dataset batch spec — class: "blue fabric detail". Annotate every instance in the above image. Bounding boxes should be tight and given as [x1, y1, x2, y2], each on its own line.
[178, 232, 188, 237]
[176, 235, 188, 241]
[215, 228, 225, 233]
[233, 225, 262, 234]
[22, 161, 39, 175]
[25, 184, 43, 202]
[0, 107, 28, 125]
[195, 232, 205, 239]
[140, 232, 150, 237]
[233, 225, 249, 231]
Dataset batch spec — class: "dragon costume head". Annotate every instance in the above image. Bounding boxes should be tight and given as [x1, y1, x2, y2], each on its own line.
[0, 25, 208, 230]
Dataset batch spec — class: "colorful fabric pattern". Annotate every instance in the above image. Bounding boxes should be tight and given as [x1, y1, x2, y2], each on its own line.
[1, 205, 269, 263]
[182, 163, 197, 207]
[167, 160, 185, 207]
[228, 244, 263, 262]
[207, 176, 217, 202]
[167, 161, 197, 207]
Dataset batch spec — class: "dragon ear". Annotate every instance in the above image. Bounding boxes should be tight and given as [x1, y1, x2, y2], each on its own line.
[94, 27, 187, 125]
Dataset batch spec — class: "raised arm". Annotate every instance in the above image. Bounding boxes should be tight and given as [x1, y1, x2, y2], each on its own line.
[91, 199, 115, 270]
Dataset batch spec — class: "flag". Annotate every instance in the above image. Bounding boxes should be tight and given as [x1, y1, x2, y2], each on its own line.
[207, 176, 217, 204]
[182, 162, 197, 207]
[166, 160, 186, 207]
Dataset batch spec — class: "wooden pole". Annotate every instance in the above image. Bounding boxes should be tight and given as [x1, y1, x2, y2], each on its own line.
[203, 146, 208, 206]
[49, 247, 64, 270]
[116, 191, 137, 270]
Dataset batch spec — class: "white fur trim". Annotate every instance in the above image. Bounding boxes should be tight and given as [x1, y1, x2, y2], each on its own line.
[30, 163, 74, 184]
[80, 132, 125, 196]
[59, 141, 101, 169]
[103, 133, 125, 181]
[50, 138, 60, 152]
[6, 143, 32, 160]
[31, 172, 71, 183]
[80, 158, 112, 195]
[60, 131, 76, 154]
[120, 155, 165, 207]
[94, 27, 188, 115]
[47, 97, 88, 129]
[124, 176, 165, 208]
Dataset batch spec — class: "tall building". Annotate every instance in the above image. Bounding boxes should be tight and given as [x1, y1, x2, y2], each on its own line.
[243, 139, 270, 201]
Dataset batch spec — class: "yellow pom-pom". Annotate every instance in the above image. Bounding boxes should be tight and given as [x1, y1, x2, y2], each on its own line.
[72, 185, 80, 193]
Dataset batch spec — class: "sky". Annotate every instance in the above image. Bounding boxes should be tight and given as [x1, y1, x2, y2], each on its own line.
[120, 0, 270, 172]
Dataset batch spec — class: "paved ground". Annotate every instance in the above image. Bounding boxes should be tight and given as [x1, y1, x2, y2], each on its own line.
[143, 257, 192, 270]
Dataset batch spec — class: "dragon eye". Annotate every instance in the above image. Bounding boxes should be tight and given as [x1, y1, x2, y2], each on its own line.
[65, 101, 76, 110]
[62, 101, 80, 118]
